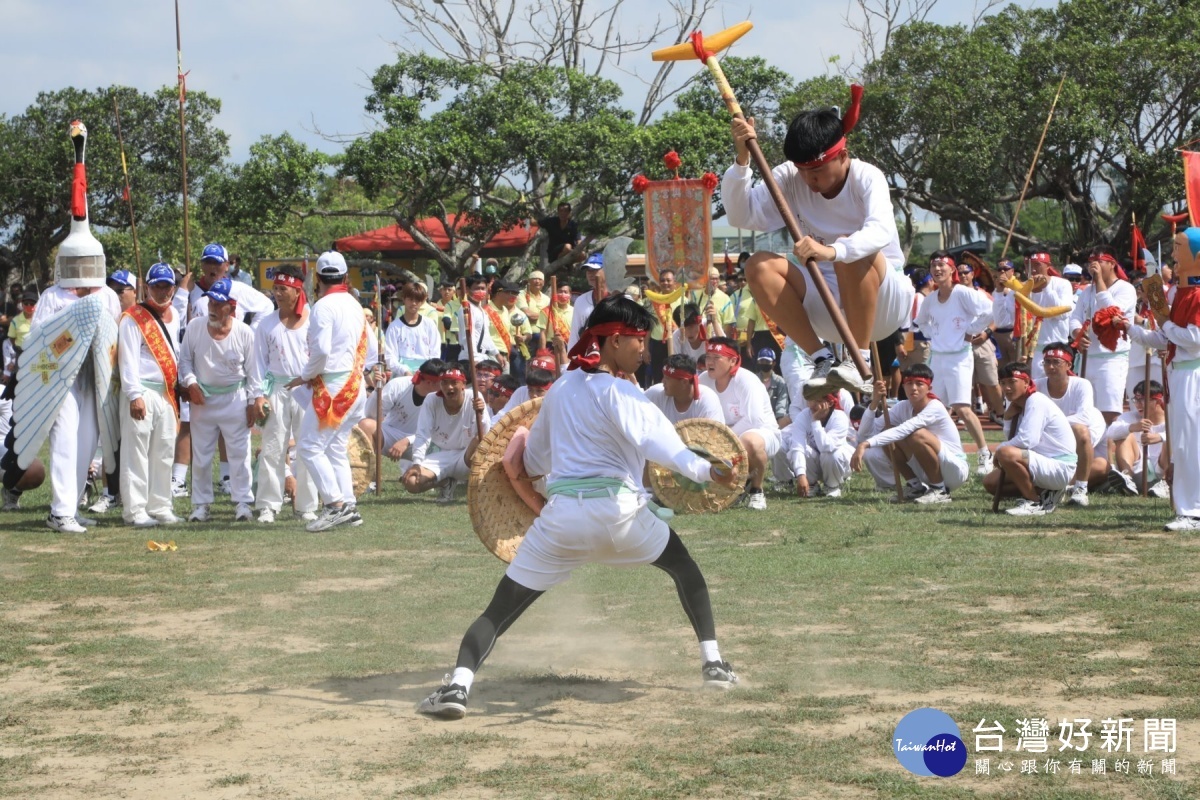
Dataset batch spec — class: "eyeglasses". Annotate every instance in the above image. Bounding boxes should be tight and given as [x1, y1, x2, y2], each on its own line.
[957, 268, 973, 276]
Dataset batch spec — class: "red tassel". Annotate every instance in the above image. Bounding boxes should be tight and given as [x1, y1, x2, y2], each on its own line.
[72, 163, 87, 219]
[842, 84, 864, 134]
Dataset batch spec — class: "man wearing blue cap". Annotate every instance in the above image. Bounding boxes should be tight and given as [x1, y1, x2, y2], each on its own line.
[188, 243, 273, 332]
[118, 263, 183, 526]
[178, 276, 257, 522]
[106, 270, 138, 313]
[567, 253, 607, 350]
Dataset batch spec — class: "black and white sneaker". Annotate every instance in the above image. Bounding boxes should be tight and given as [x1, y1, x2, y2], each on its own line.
[811, 356, 834, 380]
[343, 503, 363, 527]
[1040, 488, 1067, 513]
[417, 678, 469, 720]
[306, 503, 352, 532]
[701, 660, 739, 690]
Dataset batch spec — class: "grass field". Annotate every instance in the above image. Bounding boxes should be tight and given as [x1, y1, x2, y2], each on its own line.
[2, 470, 1199, 799]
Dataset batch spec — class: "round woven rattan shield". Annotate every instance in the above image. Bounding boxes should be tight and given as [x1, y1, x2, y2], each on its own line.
[468, 397, 543, 563]
[649, 418, 748, 514]
[348, 425, 375, 497]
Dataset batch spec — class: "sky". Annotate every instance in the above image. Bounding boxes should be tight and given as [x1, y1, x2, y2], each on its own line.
[1, 0, 1037, 162]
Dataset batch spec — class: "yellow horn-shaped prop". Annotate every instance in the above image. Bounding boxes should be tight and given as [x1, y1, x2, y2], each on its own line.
[1012, 291, 1071, 319]
[652, 22, 753, 62]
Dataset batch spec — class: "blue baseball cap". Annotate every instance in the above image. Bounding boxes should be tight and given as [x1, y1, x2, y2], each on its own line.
[584, 252, 604, 270]
[204, 276, 234, 303]
[146, 263, 176, 286]
[108, 269, 136, 289]
[756, 348, 776, 363]
[201, 243, 229, 263]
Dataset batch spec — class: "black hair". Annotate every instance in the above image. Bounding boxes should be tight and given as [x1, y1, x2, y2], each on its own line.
[665, 353, 699, 375]
[900, 362, 934, 382]
[317, 273, 346, 286]
[557, 201, 572, 212]
[491, 373, 519, 393]
[417, 358, 446, 376]
[658, 268, 676, 281]
[908, 267, 930, 289]
[477, 358, 502, 372]
[737, 251, 752, 265]
[782, 107, 844, 164]
[999, 361, 1032, 381]
[929, 249, 953, 264]
[273, 264, 304, 282]
[1134, 379, 1164, 397]
[526, 367, 555, 388]
[583, 294, 655, 335]
[706, 335, 737, 350]
[465, 274, 488, 289]
[673, 302, 702, 327]
[1041, 341, 1073, 355]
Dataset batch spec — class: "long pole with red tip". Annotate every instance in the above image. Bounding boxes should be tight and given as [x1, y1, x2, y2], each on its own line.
[175, 0, 191, 274]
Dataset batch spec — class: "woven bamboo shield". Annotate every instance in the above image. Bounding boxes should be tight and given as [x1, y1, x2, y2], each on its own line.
[468, 397, 543, 563]
[649, 418, 747, 514]
[348, 425, 375, 497]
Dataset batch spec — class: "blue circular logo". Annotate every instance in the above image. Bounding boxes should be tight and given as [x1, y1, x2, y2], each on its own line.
[893, 708, 967, 777]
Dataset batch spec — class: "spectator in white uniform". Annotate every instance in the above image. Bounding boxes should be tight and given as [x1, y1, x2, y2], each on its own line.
[1068, 246, 1138, 423]
[402, 363, 490, 503]
[643, 354, 724, 424]
[385, 282, 442, 376]
[782, 384, 855, 498]
[1025, 250, 1075, 382]
[1036, 342, 1109, 508]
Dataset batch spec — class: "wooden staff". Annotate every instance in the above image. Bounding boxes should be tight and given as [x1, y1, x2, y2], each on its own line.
[174, 0, 191, 273]
[374, 279, 385, 496]
[460, 278, 485, 442]
[870, 340, 903, 504]
[1141, 350, 1152, 497]
[112, 94, 143, 300]
[999, 75, 1067, 262]
[547, 275, 559, 370]
[1161, 356, 1175, 512]
[654, 24, 869, 380]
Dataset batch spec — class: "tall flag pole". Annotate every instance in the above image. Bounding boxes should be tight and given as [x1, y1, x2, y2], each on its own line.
[175, 0, 191, 275]
[113, 93, 144, 300]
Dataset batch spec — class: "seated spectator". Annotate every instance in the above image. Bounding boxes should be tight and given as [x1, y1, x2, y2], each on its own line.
[643, 354, 724, 424]
[378, 360, 445, 473]
[402, 364, 491, 504]
[486, 373, 518, 416]
[1036, 343, 1109, 506]
[782, 384, 855, 498]
[754, 349, 790, 425]
[497, 367, 556, 419]
[1103, 379, 1168, 498]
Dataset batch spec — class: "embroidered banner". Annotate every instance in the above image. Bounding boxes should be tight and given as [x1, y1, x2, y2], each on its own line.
[643, 178, 713, 290]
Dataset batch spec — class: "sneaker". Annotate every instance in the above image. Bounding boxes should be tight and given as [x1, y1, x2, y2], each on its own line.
[902, 480, 930, 500]
[1148, 480, 1170, 499]
[435, 478, 458, 505]
[188, 505, 210, 523]
[1164, 515, 1200, 532]
[822, 485, 843, 498]
[825, 361, 871, 395]
[154, 512, 183, 525]
[417, 678, 469, 720]
[75, 514, 97, 528]
[88, 493, 120, 514]
[1040, 488, 1067, 513]
[811, 356, 834, 380]
[975, 448, 994, 476]
[914, 487, 952, 504]
[257, 509, 276, 524]
[1108, 469, 1138, 497]
[306, 504, 352, 532]
[1006, 499, 1047, 517]
[219, 476, 232, 495]
[366, 481, 377, 494]
[344, 504, 363, 527]
[2, 487, 21, 511]
[1067, 485, 1090, 507]
[234, 503, 253, 522]
[171, 478, 189, 498]
[746, 491, 767, 511]
[129, 512, 160, 528]
[297, 510, 318, 522]
[701, 660, 739, 690]
[47, 514, 87, 534]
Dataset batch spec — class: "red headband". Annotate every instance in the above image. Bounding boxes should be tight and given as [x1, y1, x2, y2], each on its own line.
[489, 383, 514, 398]
[273, 274, 307, 313]
[441, 369, 466, 383]
[902, 376, 932, 387]
[1134, 391, 1165, 403]
[1092, 253, 1130, 282]
[567, 322, 648, 371]
[824, 393, 842, 411]
[1043, 348, 1074, 364]
[705, 342, 741, 376]
[1009, 369, 1037, 396]
[413, 369, 441, 387]
[793, 85, 863, 169]
[664, 364, 700, 401]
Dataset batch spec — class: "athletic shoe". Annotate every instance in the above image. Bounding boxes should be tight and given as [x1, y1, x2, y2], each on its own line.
[914, 487, 952, 504]
[746, 491, 767, 511]
[975, 448, 994, 476]
[822, 486, 843, 498]
[436, 478, 458, 505]
[47, 514, 87, 534]
[1040, 488, 1067, 513]
[701, 660, 739, 690]
[257, 509, 276, 524]
[234, 503, 253, 522]
[219, 476, 232, 495]
[1006, 499, 1047, 517]
[366, 481, 377, 494]
[825, 361, 871, 395]
[1067, 485, 1090, 507]
[154, 512, 183, 525]
[171, 479, 189, 498]
[811, 356, 834, 380]
[417, 678, 469, 720]
[188, 505, 211, 523]
[129, 512, 160, 528]
[1148, 480, 1170, 499]
[1164, 515, 1200, 532]
[306, 504, 353, 532]
[75, 514, 97, 528]
[344, 504, 363, 527]
[88, 493, 120, 514]
[1108, 469, 1138, 497]
[902, 480, 930, 500]
[2, 488, 21, 511]
[297, 510, 318, 522]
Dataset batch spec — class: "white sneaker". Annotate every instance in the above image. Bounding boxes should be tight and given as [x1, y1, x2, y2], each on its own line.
[902, 480, 930, 500]
[1006, 499, 1047, 517]
[1040, 488, 1066, 513]
[75, 514, 97, 528]
[366, 481, 377, 494]
[746, 491, 767, 511]
[914, 487, 952, 504]
[2, 487, 21, 511]
[129, 512, 160, 528]
[219, 476, 232, 495]
[436, 478, 458, 505]
[1164, 515, 1200, 532]
[1067, 485, 1090, 507]
[297, 510, 318, 522]
[188, 505, 210, 522]
[257, 509, 276, 524]
[47, 514, 87, 533]
[154, 512, 183, 525]
[825, 361, 872, 395]
[975, 449, 994, 476]
[1148, 480, 1170, 499]
[171, 479, 189, 498]
[234, 503, 253, 522]
[88, 493, 120, 514]
[822, 486, 843, 498]
[306, 504, 351, 532]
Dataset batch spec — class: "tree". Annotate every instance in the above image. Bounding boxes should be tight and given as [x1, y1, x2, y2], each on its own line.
[0, 85, 228, 285]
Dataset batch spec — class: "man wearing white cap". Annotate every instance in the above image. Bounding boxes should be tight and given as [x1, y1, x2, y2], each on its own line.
[179, 277, 256, 522]
[118, 263, 182, 527]
[290, 251, 377, 532]
[249, 264, 318, 524]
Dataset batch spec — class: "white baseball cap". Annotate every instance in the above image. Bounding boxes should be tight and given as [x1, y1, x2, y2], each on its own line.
[316, 251, 348, 276]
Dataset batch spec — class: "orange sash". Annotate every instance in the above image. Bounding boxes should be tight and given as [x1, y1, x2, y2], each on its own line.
[544, 305, 570, 342]
[311, 325, 368, 430]
[124, 304, 179, 416]
[485, 303, 514, 352]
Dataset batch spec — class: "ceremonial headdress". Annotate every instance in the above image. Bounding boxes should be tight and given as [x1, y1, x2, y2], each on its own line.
[56, 120, 106, 289]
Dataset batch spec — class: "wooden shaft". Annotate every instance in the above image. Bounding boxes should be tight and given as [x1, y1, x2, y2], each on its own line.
[704, 55, 869, 380]
[374, 281, 384, 495]
[175, 0, 191, 273]
[548, 276, 559, 370]
[460, 279, 485, 442]
[113, 95, 143, 301]
[999, 75, 1066, 262]
[870, 341, 904, 504]
[1161, 357, 1175, 513]
[1142, 350, 1151, 497]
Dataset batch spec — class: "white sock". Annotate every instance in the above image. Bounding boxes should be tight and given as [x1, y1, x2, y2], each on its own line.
[172, 463, 188, 482]
[450, 667, 475, 692]
[811, 346, 833, 362]
[220, 461, 230, 480]
[859, 348, 872, 365]
[1074, 481, 1088, 490]
[700, 640, 722, 664]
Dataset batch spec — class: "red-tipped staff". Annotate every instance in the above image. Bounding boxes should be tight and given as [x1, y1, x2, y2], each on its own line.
[653, 24, 869, 380]
[460, 279, 486, 443]
[112, 94, 143, 299]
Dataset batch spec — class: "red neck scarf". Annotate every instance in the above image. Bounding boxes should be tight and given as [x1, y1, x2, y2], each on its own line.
[323, 283, 350, 297]
[664, 364, 700, 400]
[567, 323, 648, 371]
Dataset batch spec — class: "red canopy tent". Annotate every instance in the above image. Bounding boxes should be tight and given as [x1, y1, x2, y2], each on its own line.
[335, 215, 538, 258]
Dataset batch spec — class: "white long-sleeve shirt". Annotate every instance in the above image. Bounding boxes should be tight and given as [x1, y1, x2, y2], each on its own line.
[178, 317, 255, 390]
[914, 286, 993, 354]
[249, 311, 309, 399]
[188, 281, 275, 331]
[859, 397, 965, 459]
[567, 290, 601, 351]
[384, 315, 441, 374]
[1069, 280, 1137, 355]
[1031, 276, 1075, 349]
[456, 302, 500, 361]
[118, 307, 179, 402]
[698, 368, 779, 436]
[643, 383, 725, 425]
[992, 289, 1016, 330]
[300, 290, 377, 383]
[785, 407, 851, 476]
[410, 388, 491, 462]
[523, 368, 711, 489]
[998, 392, 1076, 459]
[670, 328, 708, 362]
[722, 159, 905, 270]
[1127, 309, 1200, 364]
[380, 376, 428, 444]
[1103, 409, 1165, 467]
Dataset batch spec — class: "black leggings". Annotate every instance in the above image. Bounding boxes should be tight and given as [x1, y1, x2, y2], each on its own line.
[454, 530, 717, 671]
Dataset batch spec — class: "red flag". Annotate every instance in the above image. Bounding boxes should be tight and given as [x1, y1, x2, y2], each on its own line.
[1132, 225, 1148, 270]
[1183, 150, 1200, 227]
[724, 249, 733, 277]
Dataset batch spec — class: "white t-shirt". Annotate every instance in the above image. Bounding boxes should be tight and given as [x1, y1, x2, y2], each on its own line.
[567, 289, 601, 351]
[1104, 409, 1165, 468]
[914, 285, 993, 354]
[992, 289, 1016, 330]
[670, 328, 708, 362]
[381, 376, 428, 443]
[384, 315, 442, 374]
[1036, 375, 1097, 419]
[785, 407, 852, 477]
[179, 317, 255, 390]
[643, 383, 725, 425]
[249, 311, 310, 399]
[411, 388, 492, 462]
[999, 392, 1076, 459]
[1069, 280, 1137, 355]
[860, 397, 965, 459]
[1031, 276, 1075, 349]
[698, 368, 779, 436]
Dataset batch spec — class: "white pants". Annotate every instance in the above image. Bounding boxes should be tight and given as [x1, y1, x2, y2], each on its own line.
[417, 448, 470, 481]
[786, 441, 854, 488]
[779, 339, 814, 410]
[1026, 451, 1076, 492]
[189, 389, 254, 505]
[297, 382, 366, 507]
[256, 387, 317, 514]
[1169, 365, 1200, 517]
[120, 388, 177, 521]
[864, 446, 970, 491]
[0, 398, 11, 443]
[787, 259, 914, 343]
[930, 348, 974, 407]
[1084, 354, 1128, 415]
[49, 380, 99, 518]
